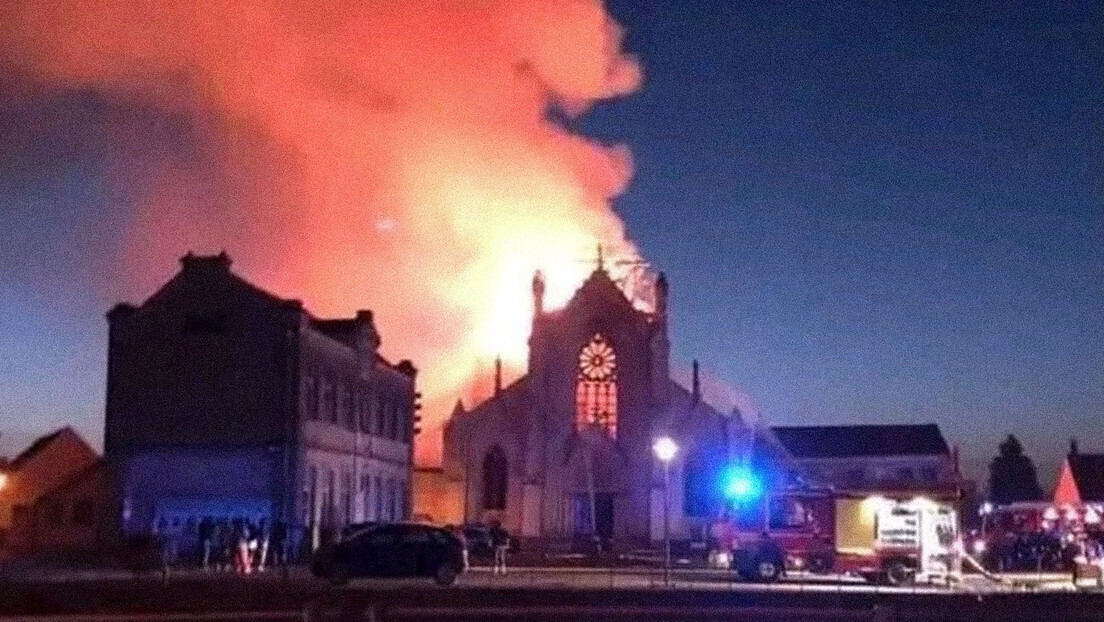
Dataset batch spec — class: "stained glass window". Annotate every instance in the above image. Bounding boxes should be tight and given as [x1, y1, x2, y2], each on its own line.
[576, 333, 618, 438]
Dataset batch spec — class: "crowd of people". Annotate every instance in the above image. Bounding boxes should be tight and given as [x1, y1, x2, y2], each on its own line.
[153, 517, 290, 574]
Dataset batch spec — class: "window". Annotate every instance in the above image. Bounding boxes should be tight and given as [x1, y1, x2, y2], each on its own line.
[302, 375, 319, 419]
[481, 446, 508, 510]
[366, 475, 379, 523]
[368, 527, 398, 546]
[72, 499, 95, 526]
[182, 311, 227, 335]
[374, 476, 383, 520]
[769, 497, 811, 530]
[359, 391, 372, 433]
[320, 380, 334, 423]
[306, 465, 318, 526]
[575, 334, 617, 438]
[373, 396, 384, 436]
[327, 382, 339, 424]
[919, 467, 939, 483]
[683, 449, 724, 518]
[342, 472, 353, 525]
[402, 528, 432, 544]
[896, 467, 914, 482]
[342, 385, 355, 431]
[389, 478, 400, 521]
[43, 500, 65, 527]
[325, 469, 336, 526]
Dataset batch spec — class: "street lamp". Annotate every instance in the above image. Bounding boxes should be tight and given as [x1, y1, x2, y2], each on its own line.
[652, 436, 677, 586]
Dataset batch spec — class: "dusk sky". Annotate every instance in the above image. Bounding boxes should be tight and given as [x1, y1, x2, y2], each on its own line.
[1, 0, 1101, 485]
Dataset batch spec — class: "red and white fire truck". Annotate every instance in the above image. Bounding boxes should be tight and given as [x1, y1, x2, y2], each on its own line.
[714, 490, 961, 585]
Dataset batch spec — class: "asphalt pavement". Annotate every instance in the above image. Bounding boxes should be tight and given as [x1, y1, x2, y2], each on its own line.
[3, 565, 1104, 621]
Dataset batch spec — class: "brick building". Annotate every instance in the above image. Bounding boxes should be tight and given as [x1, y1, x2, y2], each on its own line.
[0, 427, 99, 553]
[105, 252, 417, 549]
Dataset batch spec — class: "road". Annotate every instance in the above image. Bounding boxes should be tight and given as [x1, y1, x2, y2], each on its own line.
[3, 566, 1103, 621]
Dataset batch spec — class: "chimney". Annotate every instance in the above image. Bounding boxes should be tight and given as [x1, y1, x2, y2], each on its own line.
[494, 356, 503, 396]
[532, 271, 545, 317]
[691, 359, 700, 406]
[1069, 438, 1080, 457]
[181, 251, 232, 273]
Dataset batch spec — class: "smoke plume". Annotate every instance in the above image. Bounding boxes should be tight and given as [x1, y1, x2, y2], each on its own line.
[1, 0, 642, 464]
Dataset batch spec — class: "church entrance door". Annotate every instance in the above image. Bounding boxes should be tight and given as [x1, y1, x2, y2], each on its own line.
[594, 493, 614, 543]
[571, 492, 615, 543]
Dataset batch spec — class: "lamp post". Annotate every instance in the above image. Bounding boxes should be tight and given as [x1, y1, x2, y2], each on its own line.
[652, 436, 678, 587]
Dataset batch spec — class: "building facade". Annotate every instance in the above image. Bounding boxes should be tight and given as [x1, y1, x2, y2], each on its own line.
[0, 427, 100, 553]
[771, 424, 961, 500]
[441, 263, 780, 546]
[105, 252, 417, 548]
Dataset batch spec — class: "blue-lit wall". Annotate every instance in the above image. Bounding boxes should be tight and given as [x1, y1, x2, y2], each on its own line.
[119, 446, 286, 534]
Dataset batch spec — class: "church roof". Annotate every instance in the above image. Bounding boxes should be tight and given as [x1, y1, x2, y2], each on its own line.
[462, 376, 529, 418]
[772, 424, 949, 460]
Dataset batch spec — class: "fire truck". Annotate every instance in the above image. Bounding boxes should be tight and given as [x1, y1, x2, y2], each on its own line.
[716, 490, 961, 585]
[970, 501, 1104, 572]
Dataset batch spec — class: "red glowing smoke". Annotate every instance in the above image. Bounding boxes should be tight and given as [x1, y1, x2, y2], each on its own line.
[1, 0, 642, 464]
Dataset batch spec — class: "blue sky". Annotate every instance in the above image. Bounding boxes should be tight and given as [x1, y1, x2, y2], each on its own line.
[1, 0, 1100, 486]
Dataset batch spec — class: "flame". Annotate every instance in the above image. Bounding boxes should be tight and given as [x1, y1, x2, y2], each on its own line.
[1, 0, 643, 464]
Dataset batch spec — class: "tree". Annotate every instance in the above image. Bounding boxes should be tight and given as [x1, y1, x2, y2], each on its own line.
[988, 435, 1044, 504]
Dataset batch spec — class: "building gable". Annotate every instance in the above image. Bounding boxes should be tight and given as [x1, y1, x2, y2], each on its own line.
[1053, 458, 1082, 505]
[1059, 454, 1104, 503]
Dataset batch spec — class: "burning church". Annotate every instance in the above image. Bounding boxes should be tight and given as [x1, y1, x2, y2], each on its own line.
[440, 257, 790, 546]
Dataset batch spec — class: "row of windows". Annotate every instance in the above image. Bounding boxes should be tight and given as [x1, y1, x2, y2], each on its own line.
[300, 373, 411, 442]
[824, 465, 942, 484]
[300, 465, 410, 527]
[40, 497, 97, 528]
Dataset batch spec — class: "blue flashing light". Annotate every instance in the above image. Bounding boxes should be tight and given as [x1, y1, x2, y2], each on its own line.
[722, 466, 761, 501]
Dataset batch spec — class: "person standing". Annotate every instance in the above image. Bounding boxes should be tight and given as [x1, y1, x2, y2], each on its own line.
[198, 517, 214, 571]
[271, 519, 288, 567]
[219, 520, 235, 572]
[239, 519, 254, 574]
[257, 519, 271, 571]
[490, 522, 509, 575]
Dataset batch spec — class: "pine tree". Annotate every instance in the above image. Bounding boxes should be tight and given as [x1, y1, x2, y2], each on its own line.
[988, 435, 1044, 504]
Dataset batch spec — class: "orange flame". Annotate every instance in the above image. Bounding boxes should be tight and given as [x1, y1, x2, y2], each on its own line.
[2, 0, 643, 464]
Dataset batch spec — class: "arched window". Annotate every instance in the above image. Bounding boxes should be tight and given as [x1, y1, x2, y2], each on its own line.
[684, 448, 725, 518]
[482, 446, 508, 510]
[576, 333, 618, 438]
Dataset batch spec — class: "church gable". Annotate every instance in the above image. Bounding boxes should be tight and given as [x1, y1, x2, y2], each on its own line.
[561, 268, 650, 330]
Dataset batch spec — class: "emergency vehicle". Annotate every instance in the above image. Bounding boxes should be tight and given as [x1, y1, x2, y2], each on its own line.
[716, 490, 961, 585]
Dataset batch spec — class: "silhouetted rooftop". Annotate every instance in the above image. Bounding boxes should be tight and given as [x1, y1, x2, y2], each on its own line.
[771, 424, 949, 459]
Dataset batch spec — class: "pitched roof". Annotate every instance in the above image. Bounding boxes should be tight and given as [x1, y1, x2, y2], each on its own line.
[771, 424, 949, 460]
[8, 427, 71, 471]
[1068, 454, 1104, 502]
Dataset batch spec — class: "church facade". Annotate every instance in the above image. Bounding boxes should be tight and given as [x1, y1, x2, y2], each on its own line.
[442, 264, 763, 546]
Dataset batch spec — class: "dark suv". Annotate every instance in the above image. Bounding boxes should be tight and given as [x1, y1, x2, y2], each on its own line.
[312, 523, 465, 586]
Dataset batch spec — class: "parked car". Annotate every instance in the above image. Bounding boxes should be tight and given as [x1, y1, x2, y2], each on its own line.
[340, 521, 378, 540]
[312, 523, 465, 586]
